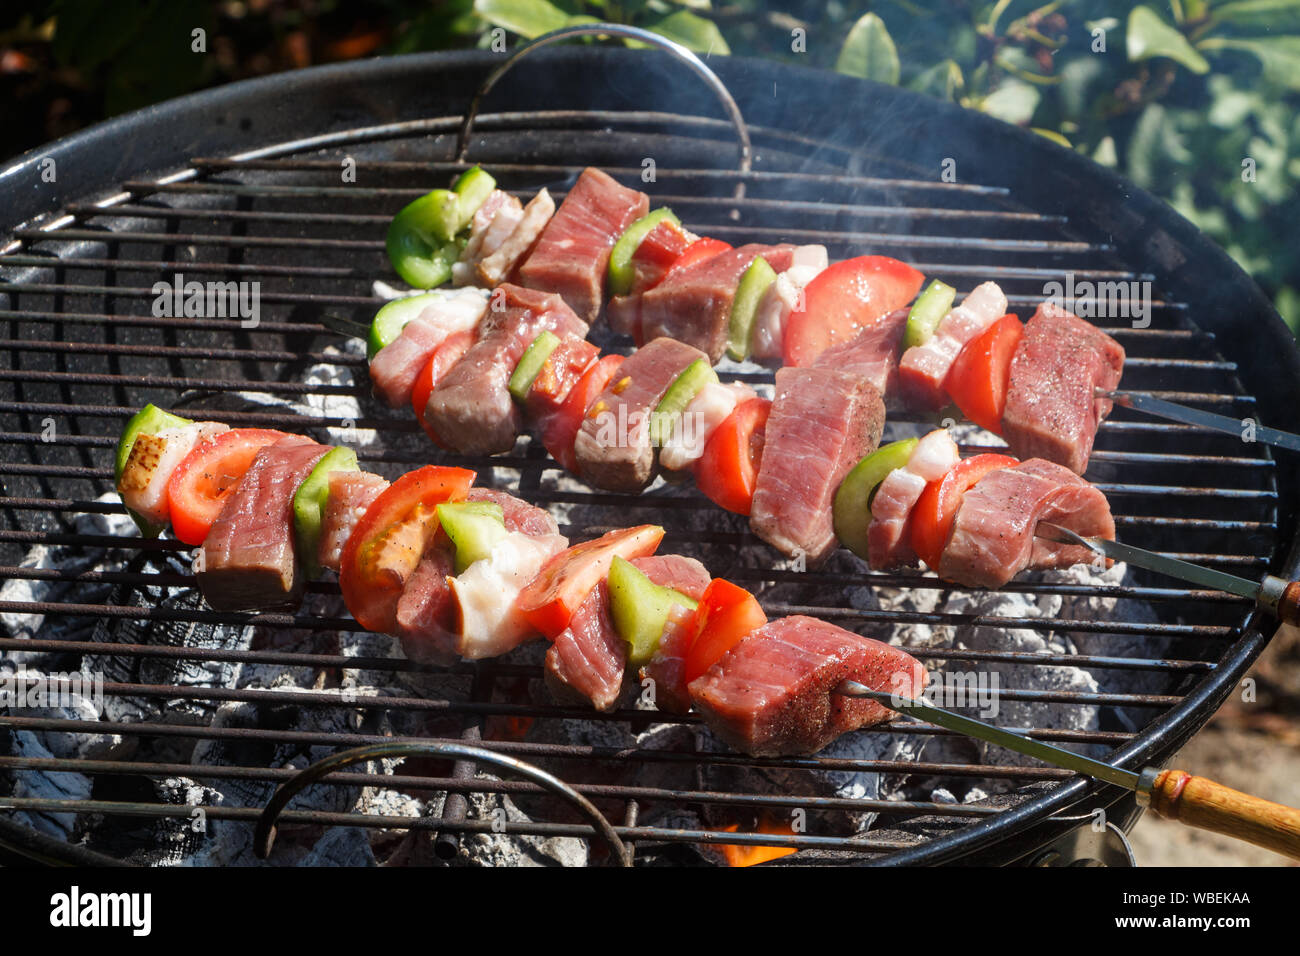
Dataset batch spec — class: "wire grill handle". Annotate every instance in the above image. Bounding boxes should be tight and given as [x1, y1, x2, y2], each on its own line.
[456, 22, 752, 185]
[254, 741, 632, 866]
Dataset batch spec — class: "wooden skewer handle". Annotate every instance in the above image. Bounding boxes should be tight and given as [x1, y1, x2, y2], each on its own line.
[1276, 580, 1300, 626]
[1146, 769, 1300, 860]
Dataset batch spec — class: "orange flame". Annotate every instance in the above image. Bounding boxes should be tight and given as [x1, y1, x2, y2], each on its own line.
[713, 819, 798, 867]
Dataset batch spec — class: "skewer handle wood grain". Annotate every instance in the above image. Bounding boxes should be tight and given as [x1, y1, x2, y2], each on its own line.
[1143, 769, 1300, 860]
[1276, 580, 1300, 626]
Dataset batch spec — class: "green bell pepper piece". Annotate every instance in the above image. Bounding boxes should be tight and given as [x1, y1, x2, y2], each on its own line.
[292, 446, 359, 576]
[608, 555, 698, 666]
[508, 330, 561, 402]
[367, 292, 451, 360]
[903, 279, 957, 350]
[832, 438, 920, 561]
[437, 500, 508, 574]
[650, 358, 718, 447]
[726, 256, 778, 361]
[607, 207, 680, 297]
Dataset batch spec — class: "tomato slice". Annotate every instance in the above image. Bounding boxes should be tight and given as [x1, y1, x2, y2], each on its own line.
[338, 465, 476, 633]
[540, 353, 625, 474]
[166, 428, 289, 546]
[525, 338, 601, 420]
[516, 525, 664, 638]
[782, 255, 925, 367]
[665, 237, 732, 276]
[411, 330, 475, 445]
[682, 579, 768, 684]
[693, 398, 771, 516]
[910, 453, 1018, 570]
[944, 314, 1023, 434]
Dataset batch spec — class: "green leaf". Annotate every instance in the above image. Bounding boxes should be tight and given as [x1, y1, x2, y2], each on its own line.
[646, 10, 730, 55]
[1202, 37, 1300, 91]
[835, 13, 900, 85]
[1211, 0, 1300, 32]
[1126, 6, 1209, 73]
[979, 78, 1040, 125]
[472, 0, 571, 39]
[908, 59, 963, 100]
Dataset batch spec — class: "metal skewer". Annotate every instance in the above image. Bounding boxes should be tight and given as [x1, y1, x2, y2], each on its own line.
[1036, 521, 1300, 624]
[836, 681, 1300, 860]
[1098, 387, 1300, 453]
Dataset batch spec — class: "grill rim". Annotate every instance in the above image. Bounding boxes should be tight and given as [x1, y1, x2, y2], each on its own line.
[0, 46, 1294, 866]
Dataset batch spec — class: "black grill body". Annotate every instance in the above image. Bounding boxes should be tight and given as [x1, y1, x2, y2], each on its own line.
[0, 48, 1295, 866]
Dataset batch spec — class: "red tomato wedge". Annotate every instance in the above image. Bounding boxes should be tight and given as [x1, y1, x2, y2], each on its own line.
[944, 314, 1023, 434]
[682, 579, 768, 684]
[782, 255, 925, 367]
[693, 397, 771, 516]
[411, 330, 475, 445]
[166, 428, 289, 545]
[540, 353, 624, 474]
[525, 338, 601, 420]
[338, 465, 476, 633]
[665, 237, 732, 276]
[516, 525, 664, 638]
[910, 453, 1018, 570]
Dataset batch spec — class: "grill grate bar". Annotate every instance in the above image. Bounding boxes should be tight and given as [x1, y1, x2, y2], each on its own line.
[0, 756, 1006, 817]
[4, 239, 1160, 284]
[0, 596, 1245, 639]
[0, 797, 925, 855]
[0, 562, 1255, 604]
[0, 715, 1136, 763]
[186, 153, 1016, 195]
[91, 182, 1065, 225]
[0, 635, 1217, 675]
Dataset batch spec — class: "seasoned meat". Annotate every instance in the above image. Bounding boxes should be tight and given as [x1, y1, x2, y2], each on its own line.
[368, 288, 489, 408]
[452, 189, 523, 287]
[476, 188, 555, 287]
[812, 307, 910, 397]
[1001, 302, 1125, 475]
[865, 429, 960, 569]
[545, 554, 709, 712]
[636, 243, 797, 363]
[398, 489, 565, 663]
[425, 283, 588, 455]
[750, 367, 886, 565]
[939, 457, 1115, 588]
[517, 167, 649, 323]
[318, 471, 389, 572]
[638, 602, 698, 715]
[689, 615, 928, 756]
[466, 486, 559, 537]
[897, 281, 1007, 409]
[573, 337, 708, 492]
[750, 245, 829, 363]
[198, 436, 330, 611]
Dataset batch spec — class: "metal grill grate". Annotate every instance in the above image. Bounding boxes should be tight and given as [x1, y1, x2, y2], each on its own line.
[0, 96, 1283, 864]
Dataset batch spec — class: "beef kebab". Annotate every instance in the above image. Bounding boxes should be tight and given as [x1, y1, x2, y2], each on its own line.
[357, 164, 1133, 567]
[372, 164, 1127, 469]
[113, 409, 928, 756]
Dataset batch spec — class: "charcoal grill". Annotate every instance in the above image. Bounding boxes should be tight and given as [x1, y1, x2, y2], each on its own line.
[0, 34, 1296, 866]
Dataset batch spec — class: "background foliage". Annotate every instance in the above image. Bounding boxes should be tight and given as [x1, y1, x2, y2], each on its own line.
[2, 1, 1297, 330]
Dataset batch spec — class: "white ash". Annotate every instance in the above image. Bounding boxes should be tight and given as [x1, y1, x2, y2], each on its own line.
[3, 730, 93, 841]
[452, 786, 589, 867]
